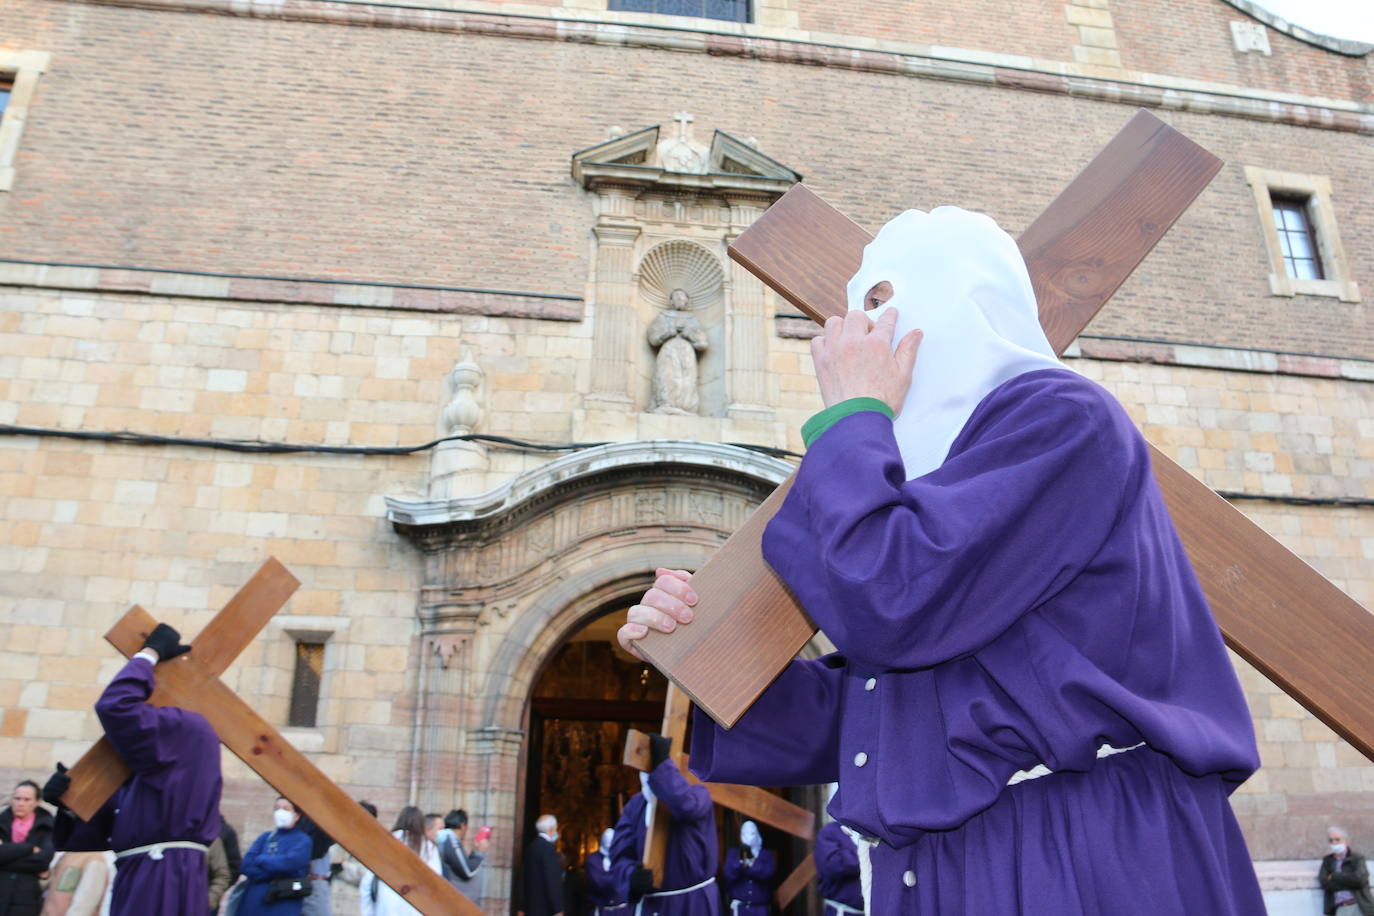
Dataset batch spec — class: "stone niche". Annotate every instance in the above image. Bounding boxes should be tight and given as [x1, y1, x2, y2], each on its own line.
[570, 118, 802, 446]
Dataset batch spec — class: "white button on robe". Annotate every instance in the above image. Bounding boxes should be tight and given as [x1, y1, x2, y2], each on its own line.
[864, 677, 876, 691]
[903, 870, 917, 887]
[854, 752, 868, 767]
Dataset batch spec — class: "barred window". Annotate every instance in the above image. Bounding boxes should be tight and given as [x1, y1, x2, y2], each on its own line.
[1270, 197, 1323, 281]
[608, 0, 750, 23]
[288, 641, 326, 728]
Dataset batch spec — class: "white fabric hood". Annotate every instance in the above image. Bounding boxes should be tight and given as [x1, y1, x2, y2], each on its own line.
[844, 206, 1061, 480]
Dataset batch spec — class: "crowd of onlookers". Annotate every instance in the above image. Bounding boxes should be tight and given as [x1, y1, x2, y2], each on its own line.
[0, 779, 489, 916]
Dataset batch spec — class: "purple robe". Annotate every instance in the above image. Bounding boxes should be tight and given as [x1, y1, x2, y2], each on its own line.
[609, 760, 720, 915]
[56, 656, 222, 916]
[813, 822, 861, 914]
[585, 851, 628, 913]
[721, 847, 773, 915]
[691, 369, 1264, 914]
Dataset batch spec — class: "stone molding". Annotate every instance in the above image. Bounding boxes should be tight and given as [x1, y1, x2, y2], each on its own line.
[0, 258, 583, 319]
[0, 50, 52, 193]
[387, 439, 792, 532]
[1219, 0, 1374, 58]
[73, 0, 1374, 134]
[777, 316, 1374, 383]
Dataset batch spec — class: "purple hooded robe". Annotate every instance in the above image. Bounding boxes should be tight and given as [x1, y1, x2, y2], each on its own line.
[813, 822, 861, 915]
[721, 846, 774, 915]
[609, 759, 720, 916]
[690, 369, 1265, 914]
[55, 656, 222, 916]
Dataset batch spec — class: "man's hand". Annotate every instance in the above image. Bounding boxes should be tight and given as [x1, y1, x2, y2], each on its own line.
[810, 308, 923, 412]
[617, 568, 696, 659]
[141, 622, 191, 662]
[41, 762, 69, 807]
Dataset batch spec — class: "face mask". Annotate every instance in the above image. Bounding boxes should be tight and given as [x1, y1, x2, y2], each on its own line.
[1331, 843, 1348, 856]
[273, 809, 295, 830]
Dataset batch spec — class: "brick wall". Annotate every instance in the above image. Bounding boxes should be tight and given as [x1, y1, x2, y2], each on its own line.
[1, 1, 1368, 357]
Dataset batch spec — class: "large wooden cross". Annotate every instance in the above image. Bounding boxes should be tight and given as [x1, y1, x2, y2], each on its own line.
[622, 684, 816, 908]
[634, 109, 1374, 773]
[58, 558, 481, 916]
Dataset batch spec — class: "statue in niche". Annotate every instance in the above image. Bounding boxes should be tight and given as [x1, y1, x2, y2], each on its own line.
[647, 288, 709, 415]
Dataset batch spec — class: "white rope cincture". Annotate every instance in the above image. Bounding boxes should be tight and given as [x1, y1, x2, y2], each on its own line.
[1006, 742, 1146, 786]
[823, 899, 864, 915]
[114, 840, 209, 861]
[633, 875, 717, 916]
[840, 826, 878, 916]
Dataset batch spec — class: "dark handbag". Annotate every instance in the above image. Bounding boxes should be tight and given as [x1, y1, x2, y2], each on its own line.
[265, 875, 313, 902]
[263, 832, 313, 902]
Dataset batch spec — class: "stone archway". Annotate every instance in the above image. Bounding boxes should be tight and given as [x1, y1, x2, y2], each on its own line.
[386, 441, 792, 913]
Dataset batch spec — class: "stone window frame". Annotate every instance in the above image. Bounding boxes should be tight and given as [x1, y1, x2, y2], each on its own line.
[271, 616, 347, 752]
[1243, 165, 1360, 303]
[0, 50, 51, 193]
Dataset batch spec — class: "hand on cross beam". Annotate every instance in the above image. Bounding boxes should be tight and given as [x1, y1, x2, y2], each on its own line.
[618, 568, 697, 654]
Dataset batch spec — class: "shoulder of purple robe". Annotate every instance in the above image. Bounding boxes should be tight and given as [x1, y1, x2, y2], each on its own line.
[763, 368, 1145, 669]
[646, 758, 712, 821]
[94, 657, 219, 774]
[750, 848, 775, 879]
[814, 823, 858, 879]
[690, 656, 844, 787]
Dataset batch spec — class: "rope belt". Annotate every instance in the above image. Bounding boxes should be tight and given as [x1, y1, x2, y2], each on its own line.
[840, 743, 1148, 914]
[634, 875, 716, 915]
[594, 904, 630, 914]
[114, 841, 209, 861]
[823, 899, 864, 915]
[1006, 742, 1145, 787]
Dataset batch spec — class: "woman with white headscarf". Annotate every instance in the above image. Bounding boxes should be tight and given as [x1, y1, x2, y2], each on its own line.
[621, 207, 1264, 914]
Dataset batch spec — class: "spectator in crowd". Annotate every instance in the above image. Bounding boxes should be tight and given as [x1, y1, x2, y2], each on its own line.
[238, 798, 313, 915]
[38, 848, 114, 916]
[207, 834, 232, 915]
[297, 814, 335, 916]
[221, 815, 242, 884]
[360, 807, 440, 916]
[1320, 826, 1374, 916]
[523, 814, 563, 916]
[437, 809, 487, 903]
[0, 780, 54, 916]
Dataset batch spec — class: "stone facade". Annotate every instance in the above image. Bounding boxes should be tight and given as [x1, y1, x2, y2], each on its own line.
[0, 0, 1371, 912]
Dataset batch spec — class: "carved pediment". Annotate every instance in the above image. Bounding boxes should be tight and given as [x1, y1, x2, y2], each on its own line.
[571, 119, 801, 196]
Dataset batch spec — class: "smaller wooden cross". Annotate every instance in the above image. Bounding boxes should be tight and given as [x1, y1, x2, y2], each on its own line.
[59, 558, 480, 916]
[622, 684, 816, 908]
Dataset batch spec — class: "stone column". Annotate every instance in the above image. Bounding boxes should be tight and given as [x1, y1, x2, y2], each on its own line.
[467, 724, 526, 914]
[725, 194, 772, 420]
[588, 188, 641, 405]
[412, 630, 474, 815]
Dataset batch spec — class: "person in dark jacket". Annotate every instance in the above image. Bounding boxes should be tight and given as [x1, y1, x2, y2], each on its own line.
[523, 814, 564, 916]
[0, 781, 55, 916]
[1320, 826, 1374, 916]
[220, 815, 242, 883]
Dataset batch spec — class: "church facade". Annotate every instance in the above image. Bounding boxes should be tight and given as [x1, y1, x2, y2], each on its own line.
[0, 0, 1370, 910]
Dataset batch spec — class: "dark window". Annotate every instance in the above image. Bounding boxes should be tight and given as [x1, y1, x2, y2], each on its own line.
[608, 0, 749, 23]
[0, 75, 12, 124]
[288, 642, 325, 728]
[1272, 197, 1324, 281]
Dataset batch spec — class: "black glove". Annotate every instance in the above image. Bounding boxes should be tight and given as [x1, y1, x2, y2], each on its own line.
[42, 762, 70, 807]
[142, 623, 191, 662]
[649, 734, 672, 770]
[630, 866, 656, 898]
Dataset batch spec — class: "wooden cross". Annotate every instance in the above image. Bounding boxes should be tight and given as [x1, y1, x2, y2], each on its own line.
[633, 108, 1374, 773]
[58, 558, 481, 916]
[622, 684, 816, 908]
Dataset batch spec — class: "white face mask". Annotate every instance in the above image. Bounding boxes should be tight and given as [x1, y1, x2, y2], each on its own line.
[1331, 843, 1348, 856]
[273, 809, 295, 830]
[740, 821, 762, 854]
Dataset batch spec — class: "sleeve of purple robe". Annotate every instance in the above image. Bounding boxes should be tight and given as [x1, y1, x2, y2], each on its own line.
[761, 373, 1140, 670]
[690, 656, 844, 786]
[814, 824, 858, 882]
[747, 849, 775, 880]
[723, 848, 742, 882]
[646, 758, 711, 823]
[52, 803, 115, 853]
[95, 657, 200, 773]
[607, 794, 646, 893]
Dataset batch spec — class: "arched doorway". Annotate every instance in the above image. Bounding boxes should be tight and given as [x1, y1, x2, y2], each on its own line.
[520, 600, 668, 910]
